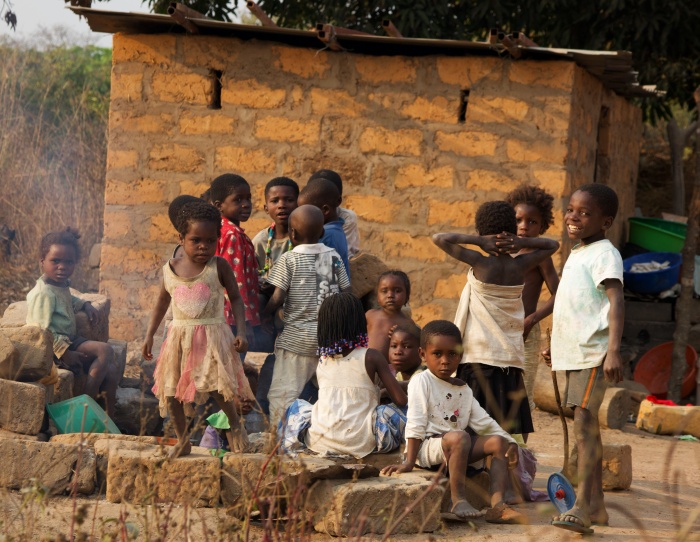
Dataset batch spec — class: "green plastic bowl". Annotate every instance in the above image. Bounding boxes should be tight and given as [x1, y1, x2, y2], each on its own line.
[628, 217, 686, 253]
[47, 394, 121, 435]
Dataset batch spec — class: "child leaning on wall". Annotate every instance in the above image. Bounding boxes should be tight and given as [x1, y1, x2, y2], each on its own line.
[505, 184, 560, 419]
[432, 201, 559, 441]
[26, 228, 119, 416]
[545, 184, 624, 535]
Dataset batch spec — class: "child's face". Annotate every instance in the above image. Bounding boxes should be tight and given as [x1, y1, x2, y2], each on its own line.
[180, 220, 219, 264]
[264, 186, 298, 229]
[41, 244, 76, 284]
[420, 334, 462, 382]
[377, 275, 407, 311]
[565, 190, 612, 245]
[389, 331, 421, 375]
[216, 185, 252, 224]
[514, 203, 543, 238]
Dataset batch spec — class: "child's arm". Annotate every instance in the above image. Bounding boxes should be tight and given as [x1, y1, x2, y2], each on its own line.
[524, 257, 560, 338]
[383, 438, 421, 475]
[216, 257, 249, 353]
[367, 348, 407, 406]
[263, 287, 287, 315]
[603, 278, 624, 384]
[432, 233, 503, 265]
[142, 278, 171, 360]
[27, 289, 71, 358]
[382, 376, 426, 475]
[510, 235, 559, 270]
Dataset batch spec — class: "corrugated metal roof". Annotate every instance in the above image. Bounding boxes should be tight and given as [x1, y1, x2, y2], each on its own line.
[69, 6, 657, 98]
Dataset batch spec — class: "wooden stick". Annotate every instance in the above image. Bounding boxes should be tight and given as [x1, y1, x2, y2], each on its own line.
[246, 1, 277, 27]
[498, 32, 522, 58]
[546, 328, 569, 475]
[382, 19, 403, 38]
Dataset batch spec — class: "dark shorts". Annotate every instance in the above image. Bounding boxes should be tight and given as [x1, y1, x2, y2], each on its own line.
[456, 363, 534, 435]
[54, 336, 89, 374]
[564, 366, 607, 414]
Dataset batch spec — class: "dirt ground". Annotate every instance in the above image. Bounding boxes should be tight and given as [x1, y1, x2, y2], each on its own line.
[1, 408, 698, 541]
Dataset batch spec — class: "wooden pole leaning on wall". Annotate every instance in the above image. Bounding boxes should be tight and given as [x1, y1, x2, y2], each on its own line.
[382, 19, 403, 38]
[488, 28, 499, 44]
[511, 31, 538, 47]
[498, 32, 522, 58]
[246, 1, 277, 27]
[316, 24, 370, 51]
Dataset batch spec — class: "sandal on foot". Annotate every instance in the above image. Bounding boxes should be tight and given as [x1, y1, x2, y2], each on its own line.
[485, 503, 527, 525]
[552, 508, 594, 535]
[442, 500, 484, 522]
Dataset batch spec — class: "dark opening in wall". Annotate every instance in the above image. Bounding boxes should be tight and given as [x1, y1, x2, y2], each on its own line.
[208, 69, 223, 110]
[458, 90, 470, 123]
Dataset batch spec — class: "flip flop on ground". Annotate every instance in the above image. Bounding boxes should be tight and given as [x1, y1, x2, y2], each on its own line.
[441, 499, 485, 522]
[485, 502, 527, 525]
[552, 507, 594, 535]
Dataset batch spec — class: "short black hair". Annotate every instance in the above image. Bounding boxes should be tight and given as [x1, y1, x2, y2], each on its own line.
[200, 188, 212, 204]
[576, 183, 619, 218]
[420, 320, 462, 349]
[475, 201, 517, 236]
[309, 169, 343, 196]
[40, 228, 81, 260]
[210, 174, 249, 204]
[299, 178, 340, 208]
[265, 177, 299, 198]
[390, 322, 422, 344]
[505, 184, 554, 233]
[168, 195, 201, 228]
[378, 270, 411, 303]
[173, 200, 222, 237]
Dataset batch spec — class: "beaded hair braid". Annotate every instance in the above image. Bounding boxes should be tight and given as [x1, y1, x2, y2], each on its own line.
[317, 292, 369, 358]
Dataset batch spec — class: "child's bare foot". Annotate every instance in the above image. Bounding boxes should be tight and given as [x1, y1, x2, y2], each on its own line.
[169, 440, 192, 459]
[226, 427, 250, 453]
[485, 502, 527, 524]
[451, 500, 485, 519]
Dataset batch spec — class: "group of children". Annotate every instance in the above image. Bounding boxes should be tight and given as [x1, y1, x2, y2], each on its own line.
[28, 168, 624, 533]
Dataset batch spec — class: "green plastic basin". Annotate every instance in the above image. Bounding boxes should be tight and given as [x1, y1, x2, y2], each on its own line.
[46, 395, 121, 435]
[628, 217, 686, 253]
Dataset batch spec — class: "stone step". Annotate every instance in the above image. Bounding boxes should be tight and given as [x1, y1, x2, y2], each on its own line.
[106, 445, 220, 507]
[54, 369, 75, 403]
[636, 399, 700, 438]
[0, 438, 95, 495]
[0, 326, 53, 382]
[0, 379, 46, 435]
[307, 472, 445, 536]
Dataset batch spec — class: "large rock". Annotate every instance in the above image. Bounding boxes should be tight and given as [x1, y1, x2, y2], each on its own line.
[51, 433, 158, 447]
[349, 252, 389, 299]
[94, 438, 160, 492]
[0, 380, 46, 435]
[636, 399, 700, 438]
[0, 326, 53, 381]
[0, 333, 19, 377]
[108, 339, 127, 383]
[106, 446, 220, 507]
[113, 387, 162, 436]
[0, 428, 44, 442]
[307, 472, 445, 536]
[570, 443, 632, 490]
[1, 294, 110, 342]
[0, 438, 95, 495]
[54, 368, 75, 403]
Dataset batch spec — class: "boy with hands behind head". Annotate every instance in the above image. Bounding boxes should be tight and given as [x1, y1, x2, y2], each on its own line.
[382, 321, 525, 525]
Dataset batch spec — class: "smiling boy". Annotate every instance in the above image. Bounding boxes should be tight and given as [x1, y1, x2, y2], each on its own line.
[548, 183, 624, 535]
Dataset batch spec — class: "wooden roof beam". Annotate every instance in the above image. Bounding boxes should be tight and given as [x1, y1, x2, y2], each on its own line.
[246, 1, 277, 27]
[382, 19, 403, 38]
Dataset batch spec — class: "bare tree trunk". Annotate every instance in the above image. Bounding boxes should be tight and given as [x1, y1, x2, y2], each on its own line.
[669, 89, 700, 403]
[668, 118, 698, 216]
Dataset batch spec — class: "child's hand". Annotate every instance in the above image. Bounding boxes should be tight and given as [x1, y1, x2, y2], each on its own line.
[382, 462, 414, 476]
[142, 336, 154, 360]
[83, 302, 99, 324]
[541, 347, 551, 367]
[506, 443, 519, 469]
[480, 235, 500, 256]
[495, 231, 518, 253]
[234, 334, 249, 354]
[603, 350, 623, 384]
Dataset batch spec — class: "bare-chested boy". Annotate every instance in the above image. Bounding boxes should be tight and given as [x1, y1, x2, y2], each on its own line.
[366, 270, 415, 361]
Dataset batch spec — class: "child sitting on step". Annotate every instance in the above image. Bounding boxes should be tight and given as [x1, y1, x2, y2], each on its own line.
[26, 228, 120, 416]
[382, 320, 524, 524]
[280, 292, 407, 457]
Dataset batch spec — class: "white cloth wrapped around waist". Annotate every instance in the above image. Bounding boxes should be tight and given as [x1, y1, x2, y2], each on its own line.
[453, 268, 525, 369]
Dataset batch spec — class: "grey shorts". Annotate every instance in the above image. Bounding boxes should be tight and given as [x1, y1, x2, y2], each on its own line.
[564, 366, 607, 415]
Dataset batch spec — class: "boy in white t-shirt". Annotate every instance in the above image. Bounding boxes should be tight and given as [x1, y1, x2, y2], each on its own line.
[545, 183, 624, 535]
[383, 320, 524, 525]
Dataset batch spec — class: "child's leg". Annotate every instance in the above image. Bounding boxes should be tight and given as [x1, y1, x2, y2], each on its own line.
[167, 397, 192, 458]
[100, 363, 119, 419]
[74, 340, 114, 402]
[210, 390, 249, 453]
[267, 348, 318, 428]
[441, 432, 484, 519]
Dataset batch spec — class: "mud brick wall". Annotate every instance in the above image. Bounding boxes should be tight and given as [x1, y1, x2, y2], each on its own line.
[102, 33, 642, 351]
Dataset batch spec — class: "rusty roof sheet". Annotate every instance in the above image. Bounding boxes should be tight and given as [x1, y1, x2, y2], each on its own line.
[70, 6, 657, 98]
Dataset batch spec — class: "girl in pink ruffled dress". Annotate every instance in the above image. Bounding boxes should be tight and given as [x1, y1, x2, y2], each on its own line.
[143, 199, 254, 457]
